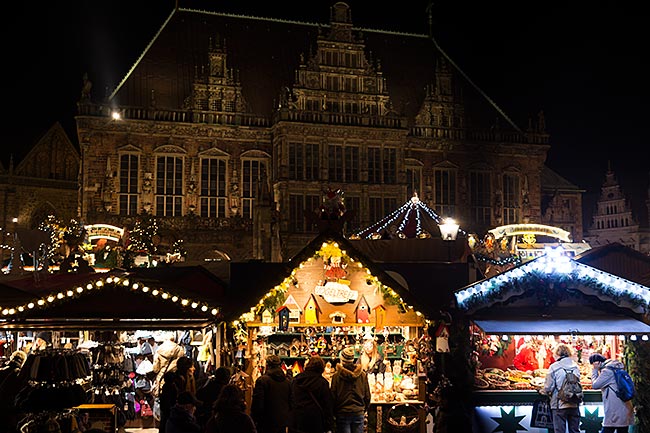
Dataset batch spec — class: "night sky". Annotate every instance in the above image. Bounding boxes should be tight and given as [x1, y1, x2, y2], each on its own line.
[4, 1, 648, 224]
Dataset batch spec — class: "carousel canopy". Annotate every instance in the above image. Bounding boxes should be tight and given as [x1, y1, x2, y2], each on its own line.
[352, 193, 461, 240]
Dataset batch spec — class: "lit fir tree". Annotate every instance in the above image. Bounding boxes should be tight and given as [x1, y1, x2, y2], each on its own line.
[37, 215, 64, 262]
[126, 214, 159, 255]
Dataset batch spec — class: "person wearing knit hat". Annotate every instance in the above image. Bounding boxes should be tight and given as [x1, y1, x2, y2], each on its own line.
[251, 353, 291, 433]
[331, 346, 371, 433]
[589, 353, 634, 431]
[339, 346, 356, 365]
[32, 331, 52, 352]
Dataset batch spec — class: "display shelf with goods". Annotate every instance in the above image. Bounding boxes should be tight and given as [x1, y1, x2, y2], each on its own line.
[453, 245, 650, 432]
[231, 232, 431, 432]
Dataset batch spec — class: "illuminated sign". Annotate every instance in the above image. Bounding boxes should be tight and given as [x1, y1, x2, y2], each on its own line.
[488, 224, 572, 242]
[85, 224, 125, 242]
[315, 281, 359, 304]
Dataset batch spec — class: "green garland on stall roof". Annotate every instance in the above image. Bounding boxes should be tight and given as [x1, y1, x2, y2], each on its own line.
[256, 287, 288, 316]
[624, 340, 650, 432]
[460, 269, 649, 312]
[379, 284, 407, 313]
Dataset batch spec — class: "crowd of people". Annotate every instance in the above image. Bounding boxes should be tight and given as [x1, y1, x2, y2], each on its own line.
[160, 347, 372, 433]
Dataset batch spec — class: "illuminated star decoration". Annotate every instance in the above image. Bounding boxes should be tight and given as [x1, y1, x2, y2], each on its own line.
[580, 408, 603, 433]
[490, 407, 526, 433]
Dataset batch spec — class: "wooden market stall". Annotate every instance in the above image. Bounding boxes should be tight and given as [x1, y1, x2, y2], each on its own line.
[0, 266, 227, 431]
[228, 230, 433, 433]
[453, 246, 650, 433]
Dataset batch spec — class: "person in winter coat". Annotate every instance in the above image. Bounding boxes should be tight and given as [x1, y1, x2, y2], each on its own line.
[204, 383, 257, 433]
[165, 391, 202, 433]
[251, 354, 291, 433]
[0, 350, 28, 433]
[290, 355, 334, 433]
[589, 353, 635, 433]
[330, 347, 371, 433]
[152, 333, 185, 397]
[159, 356, 196, 433]
[540, 344, 581, 433]
[196, 366, 232, 429]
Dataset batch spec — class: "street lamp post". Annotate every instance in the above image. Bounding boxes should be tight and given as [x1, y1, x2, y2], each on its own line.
[438, 217, 460, 262]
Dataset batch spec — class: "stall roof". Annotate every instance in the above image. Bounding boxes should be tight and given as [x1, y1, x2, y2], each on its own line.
[575, 242, 650, 287]
[473, 317, 650, 335]
[454, 246, 650, 316]
[0, 266, 227, 330]
[227, 229, 433, 322]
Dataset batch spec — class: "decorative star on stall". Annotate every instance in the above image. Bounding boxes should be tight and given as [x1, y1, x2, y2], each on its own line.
[490, 407, 526, 433]
[580, 408, 603, 433]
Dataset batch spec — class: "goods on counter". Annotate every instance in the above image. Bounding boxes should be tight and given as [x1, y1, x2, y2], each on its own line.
[475, 366, 593, 391]
[369, 363, 419, 402]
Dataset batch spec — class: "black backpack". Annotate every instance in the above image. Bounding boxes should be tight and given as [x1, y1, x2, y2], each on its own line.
[557, 368, 583, 404]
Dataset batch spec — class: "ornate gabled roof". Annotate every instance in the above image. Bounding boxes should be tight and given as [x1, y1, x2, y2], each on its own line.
[226, 228, 431, 323]
[14, 122, 80, 182]
[102, 5, 527, 133]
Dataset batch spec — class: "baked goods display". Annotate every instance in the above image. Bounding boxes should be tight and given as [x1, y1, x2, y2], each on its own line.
[474, 367, 593, 391]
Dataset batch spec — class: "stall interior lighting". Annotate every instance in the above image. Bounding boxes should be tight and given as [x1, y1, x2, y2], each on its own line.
[455, 245, 650, 311]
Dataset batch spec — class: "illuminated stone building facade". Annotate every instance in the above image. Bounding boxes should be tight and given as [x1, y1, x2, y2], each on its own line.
[73, 3, 584, 262]
[0, 123, 79, 266]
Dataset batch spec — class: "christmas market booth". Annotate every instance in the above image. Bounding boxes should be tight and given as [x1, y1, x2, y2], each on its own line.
[228, 230, 434, 433]
[453, 246, 650, 433]
[0, 266, 227, 431]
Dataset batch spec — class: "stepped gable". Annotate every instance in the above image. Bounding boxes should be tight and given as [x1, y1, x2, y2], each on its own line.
[109, 4, 525, 133]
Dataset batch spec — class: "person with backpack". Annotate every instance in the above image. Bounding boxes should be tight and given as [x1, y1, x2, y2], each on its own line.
[589, 353, 635, 432]
[540, 344, 582, 433]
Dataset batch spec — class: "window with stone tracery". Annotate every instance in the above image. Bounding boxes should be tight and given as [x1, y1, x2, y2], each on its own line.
[200, 157, 227, 218]
[241, 156, 269, 219]
[119, 154, 139, 216]
[155, 155, 183, 216]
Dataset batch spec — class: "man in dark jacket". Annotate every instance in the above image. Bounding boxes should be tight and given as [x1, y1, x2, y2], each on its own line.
[290, 355, 334, 433]
[251, 355, 291, 433]
[166, 391, 202, 433]
[330, 347, 371, 433]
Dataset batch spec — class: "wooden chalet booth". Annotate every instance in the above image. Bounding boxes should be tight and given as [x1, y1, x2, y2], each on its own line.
[452, 246, 650, 433]
[228, 231, 433, 433]
[0, 266, 227, 431]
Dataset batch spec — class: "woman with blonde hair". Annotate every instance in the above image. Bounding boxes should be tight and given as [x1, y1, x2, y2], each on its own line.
[541, 344, 581, 433]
